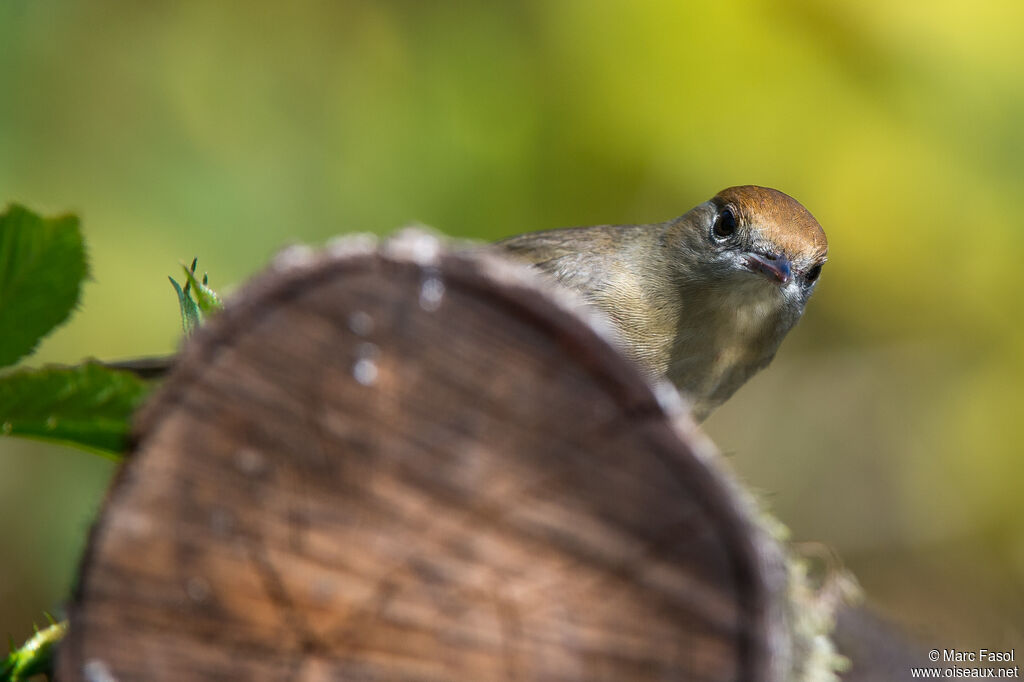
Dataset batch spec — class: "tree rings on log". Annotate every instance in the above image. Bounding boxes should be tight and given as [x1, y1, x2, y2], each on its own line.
[59, 232, 790, 681]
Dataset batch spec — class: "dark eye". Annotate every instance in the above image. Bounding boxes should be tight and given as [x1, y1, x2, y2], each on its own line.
[712, 207, 738, 240]
[805, 263, 823, 283]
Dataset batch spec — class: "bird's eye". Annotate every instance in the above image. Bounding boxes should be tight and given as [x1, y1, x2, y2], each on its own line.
[805, 263, 823, 283]
[712, 207, 738, 240]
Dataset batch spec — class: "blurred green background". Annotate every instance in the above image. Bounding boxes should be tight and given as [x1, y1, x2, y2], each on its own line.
[2, 0, 1022, 654]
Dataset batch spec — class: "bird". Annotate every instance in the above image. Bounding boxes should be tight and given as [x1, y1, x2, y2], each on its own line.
[496, 185, 827, 421]
[106, 185, 826, 421]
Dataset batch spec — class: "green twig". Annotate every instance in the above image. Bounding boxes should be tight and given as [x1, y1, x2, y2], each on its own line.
[1, 618, 66, 682]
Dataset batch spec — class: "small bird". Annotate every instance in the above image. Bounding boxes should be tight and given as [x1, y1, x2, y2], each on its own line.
[107, 186, 826, 422]
[497, 186, 828, 421]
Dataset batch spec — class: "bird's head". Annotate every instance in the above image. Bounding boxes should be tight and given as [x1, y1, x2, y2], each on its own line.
[667, 185, 828, 321]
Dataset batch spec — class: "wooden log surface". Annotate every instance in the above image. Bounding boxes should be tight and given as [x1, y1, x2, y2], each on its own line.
[58, 233, 791, 681]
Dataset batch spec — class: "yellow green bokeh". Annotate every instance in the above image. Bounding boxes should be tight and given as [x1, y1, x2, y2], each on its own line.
[1, 0, 1021, 646]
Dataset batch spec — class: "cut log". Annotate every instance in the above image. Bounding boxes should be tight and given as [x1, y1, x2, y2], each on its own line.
[59, 234, 790, 681]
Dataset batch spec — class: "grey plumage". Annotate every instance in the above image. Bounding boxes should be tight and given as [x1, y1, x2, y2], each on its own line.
[497, 186, 828, 421]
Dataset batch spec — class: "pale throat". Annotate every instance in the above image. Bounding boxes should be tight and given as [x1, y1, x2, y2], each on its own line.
[667, 278, 794, 418]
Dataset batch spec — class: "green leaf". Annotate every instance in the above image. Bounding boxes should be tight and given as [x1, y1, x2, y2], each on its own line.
[181, 262, 222, 314]
[169, 257, 221, 336]
[0, 363, 153, 458]
[0, 619, 66, 682]
[0, 204, 88, 368]
[169, 275, 200, 336]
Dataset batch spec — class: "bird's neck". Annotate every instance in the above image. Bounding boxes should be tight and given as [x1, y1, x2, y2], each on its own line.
[664, 278, 794, 419]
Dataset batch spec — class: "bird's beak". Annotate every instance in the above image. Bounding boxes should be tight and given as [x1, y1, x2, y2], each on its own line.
[742, 252, 792, 284]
